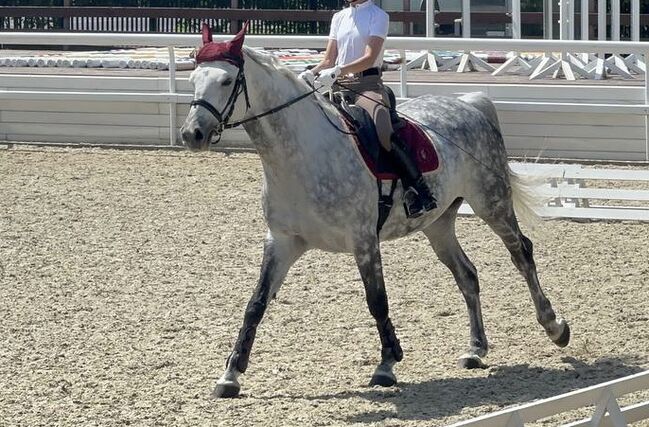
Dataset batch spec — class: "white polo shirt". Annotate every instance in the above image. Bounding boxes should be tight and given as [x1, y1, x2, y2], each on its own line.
[328, 0, 389, 69]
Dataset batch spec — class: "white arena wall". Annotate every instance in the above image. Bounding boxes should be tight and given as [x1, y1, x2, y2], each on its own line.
[1, 73, 647, 161]
[2, 32, 649, 161]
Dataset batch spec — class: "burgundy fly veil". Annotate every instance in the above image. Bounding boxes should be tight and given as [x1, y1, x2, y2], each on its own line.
[195, 22, 249, 66]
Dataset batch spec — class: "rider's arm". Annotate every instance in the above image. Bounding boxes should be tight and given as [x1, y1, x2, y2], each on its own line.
[311, 39, 338, 75]
[338, 36, 384, 75]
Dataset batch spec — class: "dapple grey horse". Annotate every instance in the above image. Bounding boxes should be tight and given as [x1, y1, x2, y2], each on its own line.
[180, 45, 570, 398]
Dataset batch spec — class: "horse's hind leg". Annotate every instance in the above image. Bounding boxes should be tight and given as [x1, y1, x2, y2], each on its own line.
[422, 198, 489, 369]
[353, 233, 403, 387]
[213, 231, 306, 398]
[471, 193, 570, 348]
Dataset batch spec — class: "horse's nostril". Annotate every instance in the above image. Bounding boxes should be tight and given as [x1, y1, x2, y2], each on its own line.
[194, 129, 204, 142]
[181, 127, 191, 142]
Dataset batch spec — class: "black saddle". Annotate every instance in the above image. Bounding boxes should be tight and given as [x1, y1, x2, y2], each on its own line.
[333, 86, 404, 172]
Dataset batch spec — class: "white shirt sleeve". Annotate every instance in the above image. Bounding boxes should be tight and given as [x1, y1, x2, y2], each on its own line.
[369, 10, 389, 39]
[329, 12, 341, 40]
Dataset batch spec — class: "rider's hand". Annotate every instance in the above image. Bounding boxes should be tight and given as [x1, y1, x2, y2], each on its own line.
[298, 69, 316, 87]
[315, 66, 342, 89]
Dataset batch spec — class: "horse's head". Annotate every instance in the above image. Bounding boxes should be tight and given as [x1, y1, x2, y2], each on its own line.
[181, 23, 250, 151]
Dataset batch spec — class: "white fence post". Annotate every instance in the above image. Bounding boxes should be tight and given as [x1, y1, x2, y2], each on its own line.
[462, 0, 471, 38]
[646, 50, 649, 161]
[581, 0, 589, 40]
[598, 0, 606, 40]
[167, 46, 177, 146]
[400, 49, 408, 97]
[425, 0, 435, 37]
[631, 0, 640, 41]
[544, 0, 554, 39]
[511, 0, 521, 39]
[611, 0, 620, 41]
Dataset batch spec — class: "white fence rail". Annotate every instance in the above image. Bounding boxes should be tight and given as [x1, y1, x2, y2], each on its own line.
[448, 370, 649, 427]
[1, 32, 649, 160]
[458, 162, 649, 221]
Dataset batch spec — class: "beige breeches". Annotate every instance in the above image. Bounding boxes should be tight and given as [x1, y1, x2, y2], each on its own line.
[355, 90, 393, 151]
[335, 74, 394, 151]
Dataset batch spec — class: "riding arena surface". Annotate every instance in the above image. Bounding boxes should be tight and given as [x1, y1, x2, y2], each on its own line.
[1, 146, 648, 426]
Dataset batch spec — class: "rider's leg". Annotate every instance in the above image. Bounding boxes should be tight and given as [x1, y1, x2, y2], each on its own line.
[389, 136, 437, 217]
[354, 90, 392, 150]
[355, 90, 436, 218]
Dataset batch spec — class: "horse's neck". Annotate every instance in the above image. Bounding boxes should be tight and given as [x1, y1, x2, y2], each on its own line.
[241, 54, 349, 170]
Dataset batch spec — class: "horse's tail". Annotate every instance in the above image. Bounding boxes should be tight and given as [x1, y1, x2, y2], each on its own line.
[508, 168, 547, 229]
[460, 92, 545, 228]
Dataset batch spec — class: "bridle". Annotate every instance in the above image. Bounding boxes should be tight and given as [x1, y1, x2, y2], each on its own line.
[189, 60, 317, 144]
[189, 63, 250, 143]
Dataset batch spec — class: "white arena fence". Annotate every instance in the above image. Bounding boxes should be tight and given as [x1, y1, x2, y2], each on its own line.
[458, 162, 649, 221]
[1, 32, 649, 161]
[447, 370, 649, 427]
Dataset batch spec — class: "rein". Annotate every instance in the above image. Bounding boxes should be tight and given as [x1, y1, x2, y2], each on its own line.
[227, 88, 318, 128]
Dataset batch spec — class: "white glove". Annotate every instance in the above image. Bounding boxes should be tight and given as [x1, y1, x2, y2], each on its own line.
[298, 69, 316, 87]
[315, 66, 342, 89]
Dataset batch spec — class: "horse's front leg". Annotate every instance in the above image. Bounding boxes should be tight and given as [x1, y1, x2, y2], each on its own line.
[354, 236, 403, 387]
[214, 232, 306, 398]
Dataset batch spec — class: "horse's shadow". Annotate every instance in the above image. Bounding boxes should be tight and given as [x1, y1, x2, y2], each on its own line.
[307, 356, 647, 424]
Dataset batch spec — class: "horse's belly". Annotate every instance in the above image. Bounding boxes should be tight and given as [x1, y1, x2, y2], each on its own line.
[265, 209, 355, 253]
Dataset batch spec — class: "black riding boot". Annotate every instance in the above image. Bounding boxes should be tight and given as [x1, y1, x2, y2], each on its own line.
[389, 135, 437, 218]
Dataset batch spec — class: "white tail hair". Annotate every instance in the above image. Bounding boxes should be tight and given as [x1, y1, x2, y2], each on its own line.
[508, 168, 548, 229]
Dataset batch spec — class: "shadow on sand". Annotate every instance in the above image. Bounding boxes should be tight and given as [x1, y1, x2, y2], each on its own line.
[307, 356, 647, 424]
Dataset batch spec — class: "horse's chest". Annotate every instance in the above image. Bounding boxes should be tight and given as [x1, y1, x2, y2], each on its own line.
[262, 192, 357, 252]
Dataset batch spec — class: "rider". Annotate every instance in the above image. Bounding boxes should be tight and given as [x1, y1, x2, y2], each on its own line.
[299, 0, 436, 218]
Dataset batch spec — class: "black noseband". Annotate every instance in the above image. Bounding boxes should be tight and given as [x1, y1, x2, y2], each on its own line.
[190, 99, 224, 123]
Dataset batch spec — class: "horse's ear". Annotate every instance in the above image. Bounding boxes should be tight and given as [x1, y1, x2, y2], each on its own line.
[201, 23, 213, 44]
[230, 21, 250, 52]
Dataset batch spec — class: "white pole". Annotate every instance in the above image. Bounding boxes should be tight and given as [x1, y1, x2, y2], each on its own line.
[646, 51, 649, 160]
[400, 49, 408, 97]
[581, 0, 589, 40]
[611, 0, 620, 41]
[512, 0, 521, 39]
[426, 0, 435, 37]
[631, 0, 640, 41]
[167, 46, 177, 146]
[598, 0, 606, 40]
[462, 0, 471, 38]
[560, 0, 568, 40]
[568, 0, 575, 39]
[544, 0, 554, 39]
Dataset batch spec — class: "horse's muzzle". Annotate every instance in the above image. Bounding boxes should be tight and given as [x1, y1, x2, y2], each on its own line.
[181, 125, 215, 151]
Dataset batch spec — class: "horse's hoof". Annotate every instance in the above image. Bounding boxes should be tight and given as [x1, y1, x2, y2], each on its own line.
[212, 380, 240, 398]
[457, 354, 488, 369]
[552, 321, 571, 348]
[369, 372, 397, 387]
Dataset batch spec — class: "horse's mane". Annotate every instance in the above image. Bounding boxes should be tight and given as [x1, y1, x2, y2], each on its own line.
[242, 46, 303, 87]
[242, 45, 341, 117]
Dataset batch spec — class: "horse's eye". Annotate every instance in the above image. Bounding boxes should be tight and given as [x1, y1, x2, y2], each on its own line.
[222, 78, 233, 86]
